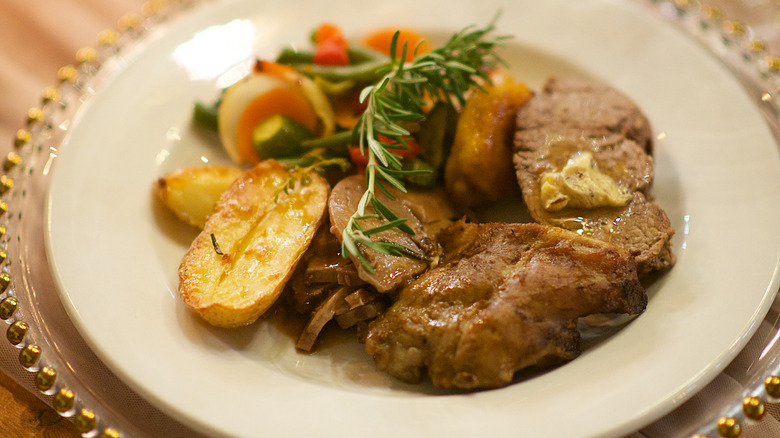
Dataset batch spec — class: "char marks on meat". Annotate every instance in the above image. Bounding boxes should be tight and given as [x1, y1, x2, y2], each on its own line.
[328, 175, 457, 293]
[514, 77, 675, 275]
[365, 221, 646, 389]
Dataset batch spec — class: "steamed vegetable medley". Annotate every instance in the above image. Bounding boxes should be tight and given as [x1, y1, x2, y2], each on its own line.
[156, 21, 532, 344]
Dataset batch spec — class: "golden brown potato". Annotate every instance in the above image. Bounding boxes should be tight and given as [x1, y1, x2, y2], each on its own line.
[155, 165, 243, 228]
[178, 160, 330, 328]
[444, 81, 532, 206]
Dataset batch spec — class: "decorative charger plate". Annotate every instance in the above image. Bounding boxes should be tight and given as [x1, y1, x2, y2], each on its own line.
[4, 0, 780, 436]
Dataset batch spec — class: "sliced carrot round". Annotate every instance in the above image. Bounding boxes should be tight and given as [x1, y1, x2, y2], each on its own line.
[236, 87, 319, 163]
[360, 28, 430, 62]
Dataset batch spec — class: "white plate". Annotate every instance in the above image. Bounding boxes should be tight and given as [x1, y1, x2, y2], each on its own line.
[44, 0, 780, 436]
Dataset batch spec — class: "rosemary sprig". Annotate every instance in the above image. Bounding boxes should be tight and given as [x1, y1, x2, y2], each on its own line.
[342, 18, 509, 271]
[274, 154, 351, 202]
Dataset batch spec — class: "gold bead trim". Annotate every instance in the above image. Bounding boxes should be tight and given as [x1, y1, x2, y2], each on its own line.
[0, 176, 14, 195]
[97, 29, 121, 47]
[6, 321, 27, 345]
[75, 47, 98, 65]
[4, 152, 22, 171]
[118, 12, 143, 31]
[74, 408, 97, 433]
[100, 428, 122, 438]
[57, 65, 78, 83]
[765, 375, 780, 398]
[0, 272, 11, 292]
[53, 388, 75, 414]
[716, 417, 740, 437]
[13, 129, 31, 149]
[35, 367, 57, 393]
[701, 4, 722, 21]
[742, 396, 765, 420]
[26, 108, 44, 126]
[41, 86, 61, 105]
[19, 344, 41, 369]
[0, 296, 17, 320]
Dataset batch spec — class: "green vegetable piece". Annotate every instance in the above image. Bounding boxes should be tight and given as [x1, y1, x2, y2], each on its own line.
[276, 47, 314, 65]
[192, 100, 220, 133]
[300, 130, 353, 156]
[402, 157, 438, 187]
[417, 103, 458, 170]
[297, 58, 391, 83]
[252, 115, 314, 159]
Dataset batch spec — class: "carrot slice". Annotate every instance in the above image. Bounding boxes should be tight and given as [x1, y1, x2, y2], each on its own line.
[236, 87, 319, 163]
[360, 28, 430, 62]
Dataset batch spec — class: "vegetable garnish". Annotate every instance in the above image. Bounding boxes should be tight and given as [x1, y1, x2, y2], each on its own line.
[342, 18, 509, 271]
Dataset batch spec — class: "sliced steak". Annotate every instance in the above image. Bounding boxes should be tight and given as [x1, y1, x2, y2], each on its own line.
[514, 77, 675, 276]
[364, 221, 646, 389]
[328, 175, 457, 293]
[515, 76, 653, 153]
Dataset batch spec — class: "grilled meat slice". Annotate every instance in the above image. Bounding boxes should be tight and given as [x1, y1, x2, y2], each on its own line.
[364, 221, 646, 389]
[513, 76, 653, 153]
[514, 77, 675, 275]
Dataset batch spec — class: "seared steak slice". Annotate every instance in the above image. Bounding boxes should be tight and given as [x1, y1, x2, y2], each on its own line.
[514, 77, 674, 275]
[329, 175, 457, 293]
[365, 221, 646, 389]
[514, 76, 653, 153]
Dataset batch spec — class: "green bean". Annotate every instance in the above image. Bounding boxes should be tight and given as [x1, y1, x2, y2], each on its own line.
[296, 58, 391, 83]
[347, 45, 389, 64]
[300, 130, 354, 156]
[275, 47, 314, 65]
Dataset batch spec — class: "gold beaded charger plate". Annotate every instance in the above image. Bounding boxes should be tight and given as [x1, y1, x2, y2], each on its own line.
[32, 0, 780, 436]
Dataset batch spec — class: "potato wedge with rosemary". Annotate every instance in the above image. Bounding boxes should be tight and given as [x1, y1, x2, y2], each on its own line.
[155, 165, 243, 228]
[178, 160, 330, 328]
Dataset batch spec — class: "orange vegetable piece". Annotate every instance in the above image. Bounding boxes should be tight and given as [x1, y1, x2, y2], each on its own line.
[236, 87, 319, 163]
[313, 23, 349, 66]
[361, 28, 430, 62]
[314, 23, 348, 47]
[254, 60, 300, 79]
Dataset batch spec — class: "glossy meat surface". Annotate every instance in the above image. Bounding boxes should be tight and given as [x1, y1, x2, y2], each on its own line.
[365, 221, 646, 389]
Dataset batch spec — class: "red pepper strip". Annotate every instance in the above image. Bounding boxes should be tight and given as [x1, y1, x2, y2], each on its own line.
[314, 38, 350, 66]
[348, 136, 422, 169]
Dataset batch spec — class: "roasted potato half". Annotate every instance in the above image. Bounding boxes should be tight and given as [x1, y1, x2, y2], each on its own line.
[178, 160, 330, 328]
[155, 165, 243, 228]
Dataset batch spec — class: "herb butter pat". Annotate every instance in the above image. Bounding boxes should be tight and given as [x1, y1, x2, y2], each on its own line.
[540, 151, 631, 212]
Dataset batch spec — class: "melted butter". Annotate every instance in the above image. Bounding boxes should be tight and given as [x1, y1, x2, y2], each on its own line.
[540, 151, 631, 212]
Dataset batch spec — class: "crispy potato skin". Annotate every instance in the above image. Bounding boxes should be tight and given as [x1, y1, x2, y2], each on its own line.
[444, 81, 532, 206]
[178, 160, 329, 328]
[155, 165, 243, 228]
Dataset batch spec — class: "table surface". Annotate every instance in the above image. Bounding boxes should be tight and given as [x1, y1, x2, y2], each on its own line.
[2, 0, 780, 437]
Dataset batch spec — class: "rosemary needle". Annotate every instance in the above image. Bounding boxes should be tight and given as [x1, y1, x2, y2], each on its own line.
[342, 18, 509, 271]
